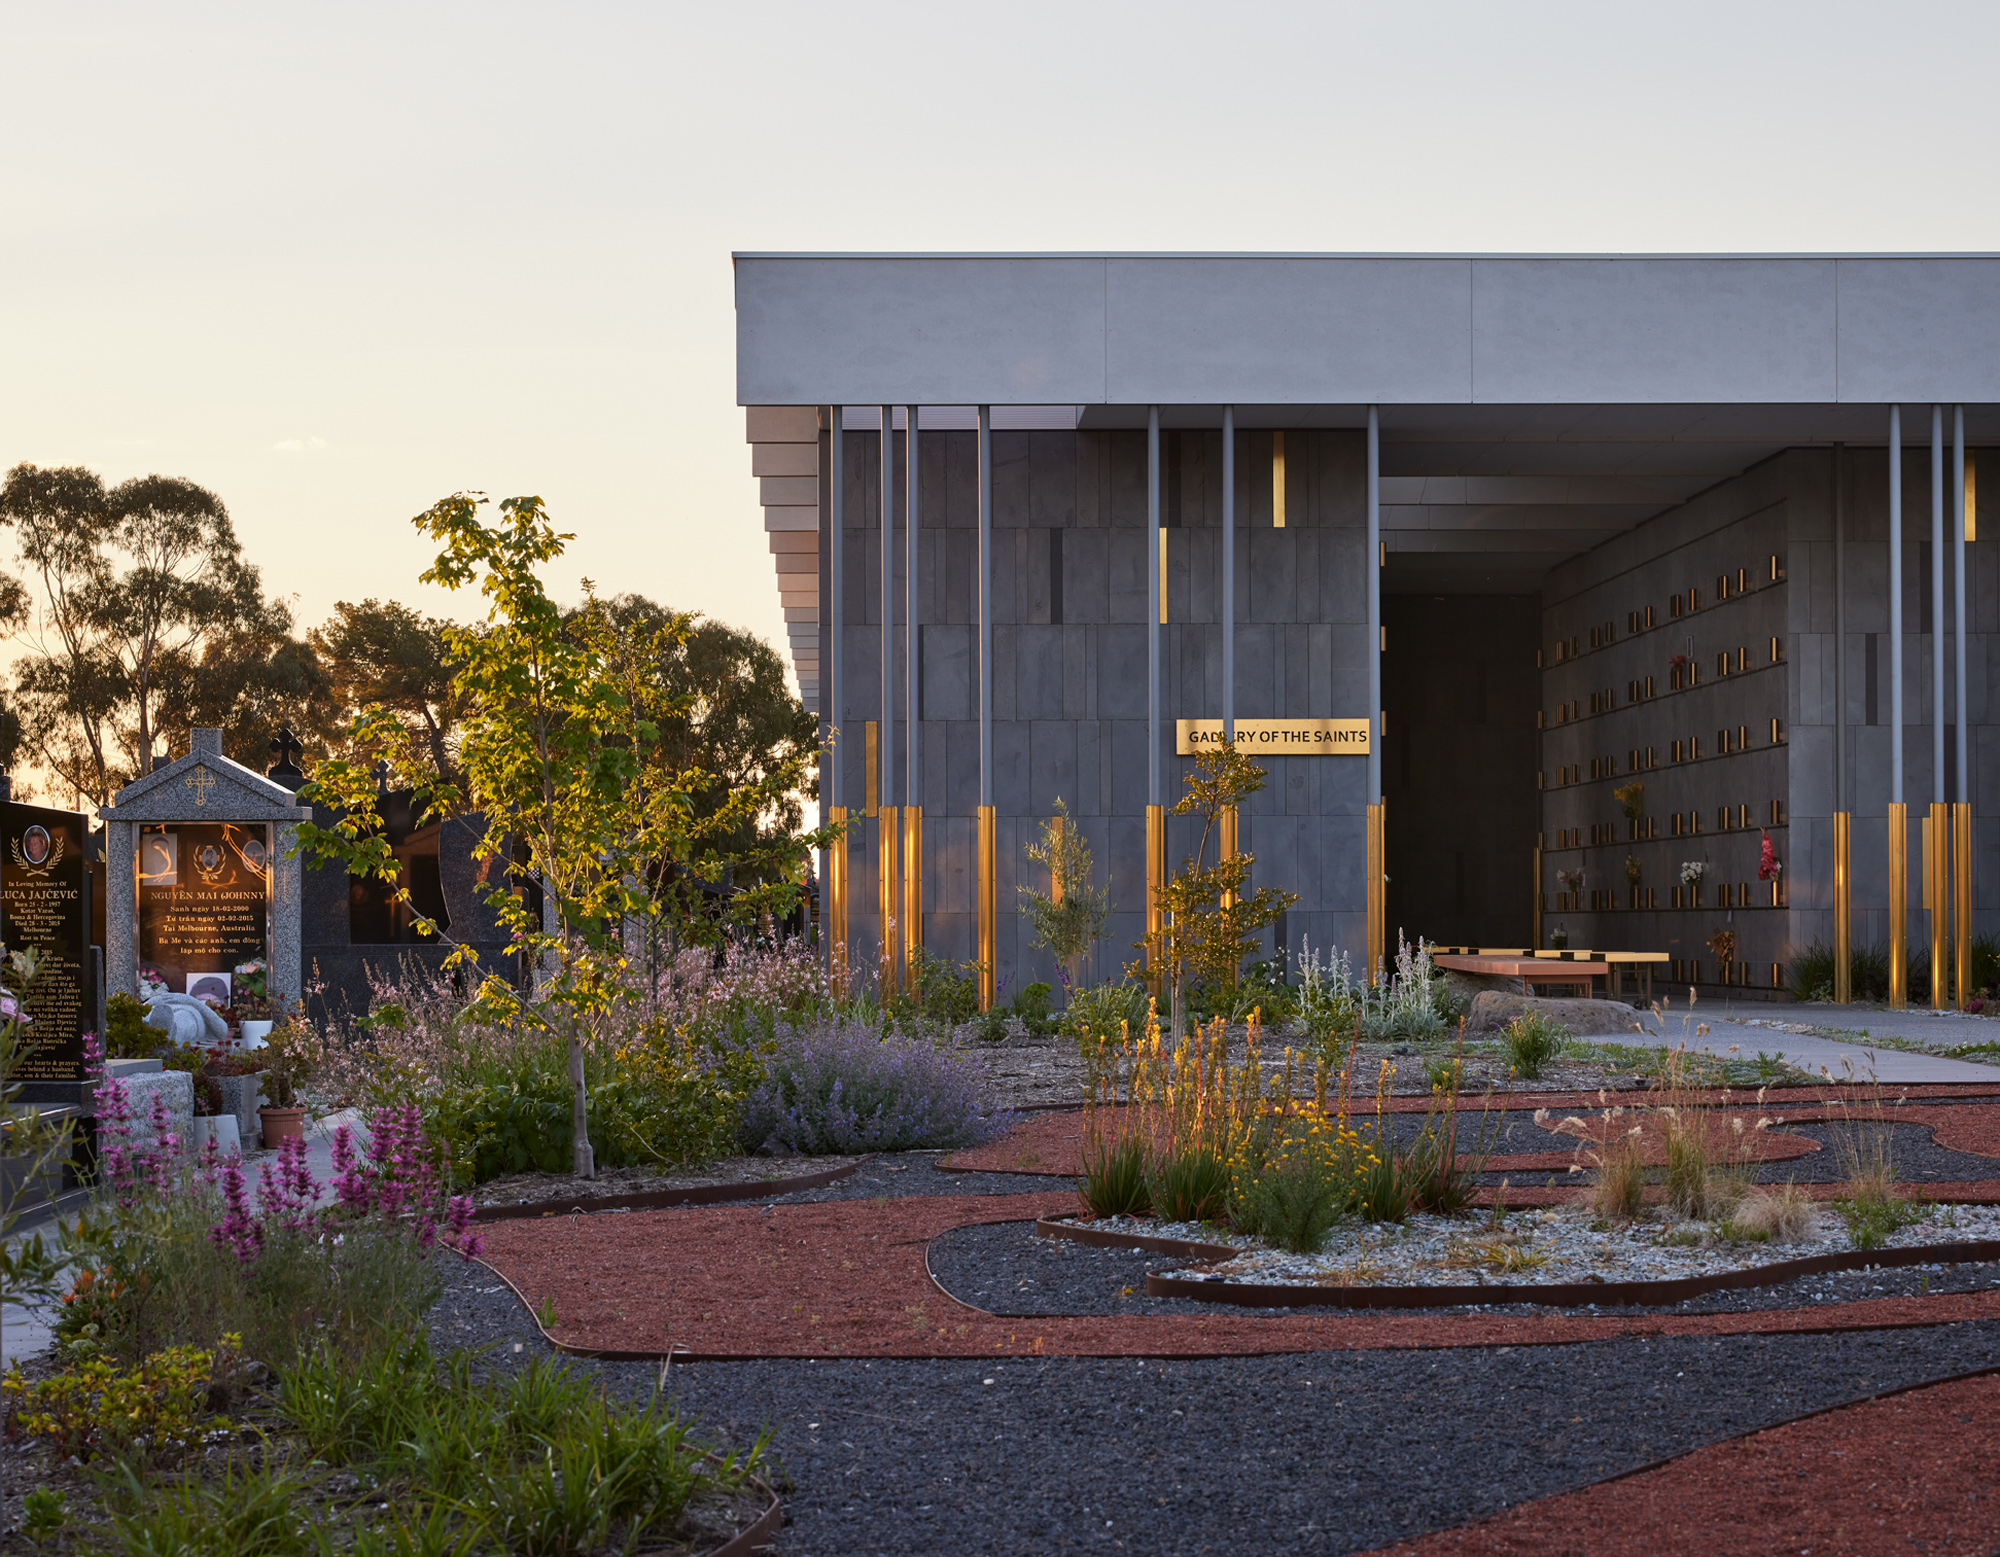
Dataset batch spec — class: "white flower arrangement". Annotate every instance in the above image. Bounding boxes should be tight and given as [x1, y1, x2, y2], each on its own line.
[1680, 861, 1707, 886]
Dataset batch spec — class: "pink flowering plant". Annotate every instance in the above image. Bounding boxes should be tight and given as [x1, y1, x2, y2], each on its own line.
[55, 1033, 479, 1366]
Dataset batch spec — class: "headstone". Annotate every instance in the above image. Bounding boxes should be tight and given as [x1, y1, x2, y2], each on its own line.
[1, 798, 93, 1104]
[98, 728, 310, 1025]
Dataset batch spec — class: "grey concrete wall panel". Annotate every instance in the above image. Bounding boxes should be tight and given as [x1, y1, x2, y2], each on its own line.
[1102, 258, 1474, 404]
[1472, 259, 1837, 403]
[1835, 259, 2000, 403]
[735, 257, 1107, 405]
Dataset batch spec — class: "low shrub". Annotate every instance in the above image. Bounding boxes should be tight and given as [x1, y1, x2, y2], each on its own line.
[735, 1018, 1010, 1154]
[93, 1459, 322, 1556]
[1726, 1181, 1815, 1244]
[2, 1336, 236, 1467]
[1834, 1183, 1923, 1250]
[1242, 1152, 1343, 1253]
[104, 991, 162, 1059]
[1501, 1012, 1571, 1079]
[1293, 940, 1359, 1056]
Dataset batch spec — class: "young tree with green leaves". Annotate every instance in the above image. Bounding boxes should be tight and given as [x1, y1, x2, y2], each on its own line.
[298, 493, 827, 1178]
[1017, 798, 1111, 992]
[1132, 742, 1297, 1038]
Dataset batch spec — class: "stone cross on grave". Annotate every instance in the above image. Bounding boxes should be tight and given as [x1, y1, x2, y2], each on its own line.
[267, 727, 306, 791]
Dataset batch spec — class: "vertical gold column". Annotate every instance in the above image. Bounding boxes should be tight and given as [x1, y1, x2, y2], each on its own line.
[1145, 803, 1166, 995]
[1366, 803, 1386, 986]
[1954, 801, 1972, 1010]
[1833, 811, 1852, 1003]
[902, 805, 923, 984]
[977, 804, 996, 1011]
[1929, 802, 1949, 1009]
[1049, 811, 1065, 906]
[1887, 802, 1907, 1009]
[878, 805, 900, 995]
[1219, 805, 1238, 906]
[825, 805, 849, 997]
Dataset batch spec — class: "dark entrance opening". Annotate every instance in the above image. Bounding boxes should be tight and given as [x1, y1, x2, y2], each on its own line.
[1382, 594, 1540, 951]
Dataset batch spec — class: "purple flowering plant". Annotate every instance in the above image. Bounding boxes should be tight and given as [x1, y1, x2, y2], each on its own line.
[736, 1016, 1013, 1155]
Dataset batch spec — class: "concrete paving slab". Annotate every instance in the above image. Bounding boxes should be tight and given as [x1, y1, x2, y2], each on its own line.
[1620, 1014, 2000, 1085]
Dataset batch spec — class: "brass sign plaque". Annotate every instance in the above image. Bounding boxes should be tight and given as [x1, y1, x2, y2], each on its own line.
[1176, 719, 1371, 755]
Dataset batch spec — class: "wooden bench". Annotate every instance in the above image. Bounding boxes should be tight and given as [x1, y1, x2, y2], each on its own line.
[1432, 953, 1609, 998]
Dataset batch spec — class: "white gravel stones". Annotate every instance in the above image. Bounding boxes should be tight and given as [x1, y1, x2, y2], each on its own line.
[1064, 1202, 2000, 1289]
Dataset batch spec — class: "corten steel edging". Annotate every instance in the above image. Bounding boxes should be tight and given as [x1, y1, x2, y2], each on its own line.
[1035, 1217, 1242, 1262]
[689, 1476, 783, 1557]
[471, 1157, 871, 1222]
[1139, 1237, 2000, 1311]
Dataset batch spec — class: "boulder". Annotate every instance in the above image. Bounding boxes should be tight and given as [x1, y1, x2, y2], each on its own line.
[143, 993, 229, 1047]
[117, 1069, 195, 1154]
[1467, 990, 1644, 1038]
[1440, 968, 1518, 1005]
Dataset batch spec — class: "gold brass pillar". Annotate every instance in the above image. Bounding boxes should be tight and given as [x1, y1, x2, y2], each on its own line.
[1145, 803, 1166, 995]
[1929, 802, 1949, 1009]
[1219, 805, 1238, 906]
[1954, 802, 1972, 1010]
[1833, 811, 1851, 1003]
[977, 804, 996, 1011]
[902, 805, 923, 984]
[1887, 802, 1907, 1009]
[1049, 811, 1065, 906]
[1366, 802, 1386, 986]
[825, 805, 849, 997]
[878, 804, 900, 995]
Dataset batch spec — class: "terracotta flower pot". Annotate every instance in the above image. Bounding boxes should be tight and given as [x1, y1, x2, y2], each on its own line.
[258, 1105, 307, 1146]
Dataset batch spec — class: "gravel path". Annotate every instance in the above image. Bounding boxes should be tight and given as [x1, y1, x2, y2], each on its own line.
[425, 1258, 2000, 1556]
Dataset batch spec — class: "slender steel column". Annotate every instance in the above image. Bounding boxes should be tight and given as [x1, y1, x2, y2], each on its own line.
[906, 406, 921, 809]
[826, 405, 847, 987]
[1366, 406, 1384, 982]
[1834, 444, 1850, 1002]
[1367, 407, 1382, 805]
[879, 407, 896, 813]
[1954, 405, 1970, 1008]
[976, 404, 995, 1010]
[1147, 407, 1161, 808]
[1954, 406, 1968, 804]
[904, 404, 922, 972]
[1889, 405, 1906, 1009]
[1932, 407, 1946, 810]
[1146, 406, 1164, 994]
[1222, 405, 1235, 742]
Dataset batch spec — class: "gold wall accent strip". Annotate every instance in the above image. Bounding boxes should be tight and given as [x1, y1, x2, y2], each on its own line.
[1955, 801, 1972, 1010]
[1158, 529, 1168, 624]
[1929, 802, 1949, 1010]
[977, 804, 996, 1011]
[1967, 450, 1978, 541]
[1833, 811, 1851, 1003]
[903, 805, 923, 979]
[878, 804, 900, 995]
[1887, 801, 1907, 1009]
[864, 722, 878, 812]
[1366, 802, 1385, 986]
[1048, 811, 1064, 906]
[1145, 803, 1166, 993]
[825, 805, 849, 997]
[1272, 431, 1286, 528]
[1219, 805, 1238, 910]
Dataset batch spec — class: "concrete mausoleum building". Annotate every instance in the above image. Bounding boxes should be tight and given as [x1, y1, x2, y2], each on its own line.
[734, 253, 1996, 1006]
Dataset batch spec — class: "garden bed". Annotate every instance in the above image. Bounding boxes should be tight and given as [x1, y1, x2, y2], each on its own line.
[1038, 1203, 2000, 1308]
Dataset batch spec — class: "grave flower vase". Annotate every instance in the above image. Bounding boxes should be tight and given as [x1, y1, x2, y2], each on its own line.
[259, 1105, 307, 1145]
[191, 1114, 243, 1157]
[238, 1020, 274, 1049]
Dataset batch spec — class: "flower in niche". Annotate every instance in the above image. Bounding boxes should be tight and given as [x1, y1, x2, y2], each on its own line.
[1557, 868, 1585, 893]
[1680, 861, 1707, 886]
[1624, 856, 1643, 886]
[1758, 831, 1783, 881]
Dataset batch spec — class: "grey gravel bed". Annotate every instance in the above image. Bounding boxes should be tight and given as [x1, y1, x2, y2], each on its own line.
[426, 1258, 2000, 1556]
[925, 1216, 2000, 1320]
[761, 1152, 1068, 1203]
[1745, 1120, 1999, 1184]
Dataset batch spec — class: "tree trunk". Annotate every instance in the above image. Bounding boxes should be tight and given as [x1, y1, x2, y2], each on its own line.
[567, 1034, 595, 1178]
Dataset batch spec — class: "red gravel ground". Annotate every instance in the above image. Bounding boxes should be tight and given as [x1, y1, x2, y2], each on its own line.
[475, 1192, 2000, 1361]
[1369, 1370, 2000, 1556]
[944, 1107, 1823, 1179]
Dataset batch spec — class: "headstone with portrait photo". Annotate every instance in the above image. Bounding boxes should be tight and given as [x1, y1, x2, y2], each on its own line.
[1, 797, 94, 1105]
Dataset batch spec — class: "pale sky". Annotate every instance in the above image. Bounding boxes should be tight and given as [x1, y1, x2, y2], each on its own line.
[5, 0, 1998, 679]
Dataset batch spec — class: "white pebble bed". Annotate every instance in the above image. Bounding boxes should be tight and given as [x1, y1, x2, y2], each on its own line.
[1068, 1201, 2000, 1288]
